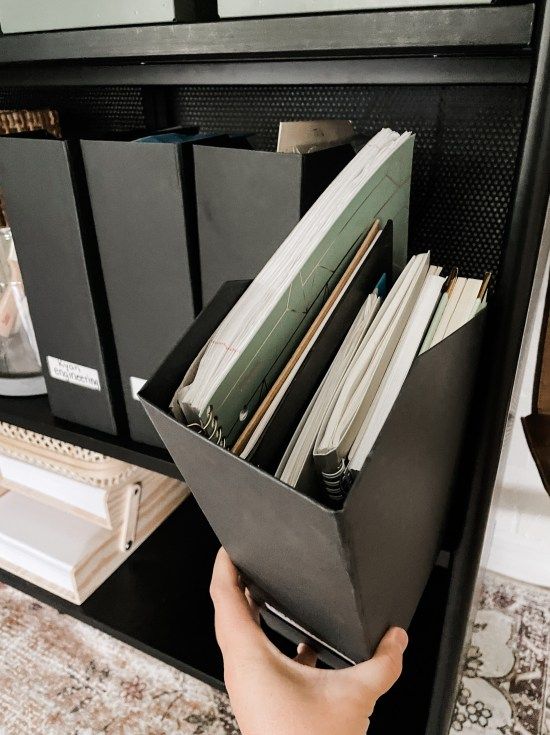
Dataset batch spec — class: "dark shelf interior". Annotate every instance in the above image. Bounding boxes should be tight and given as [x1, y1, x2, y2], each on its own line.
[0, 393, 180, 478]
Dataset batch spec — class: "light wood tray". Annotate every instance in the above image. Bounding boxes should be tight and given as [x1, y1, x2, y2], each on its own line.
[0, 422, 189, 604]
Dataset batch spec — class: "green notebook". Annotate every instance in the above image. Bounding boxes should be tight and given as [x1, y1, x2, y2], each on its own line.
[175, 131, 414, 445]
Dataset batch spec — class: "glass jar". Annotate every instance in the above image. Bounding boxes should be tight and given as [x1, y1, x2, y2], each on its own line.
[0, 227, 46, 396]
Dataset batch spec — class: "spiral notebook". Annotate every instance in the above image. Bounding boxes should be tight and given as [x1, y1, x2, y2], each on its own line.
[312, 252, 431, 481]
[171, 129, 415, 446]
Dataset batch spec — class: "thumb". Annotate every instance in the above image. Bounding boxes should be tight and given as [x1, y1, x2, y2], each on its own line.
[210, 548, 265, 658]
[349, 627, 408, 699]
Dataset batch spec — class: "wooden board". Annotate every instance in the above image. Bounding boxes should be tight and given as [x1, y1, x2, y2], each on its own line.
[0, 473, 189, 604]
[0, 438, 174, 531]
[0, 461, 110, 527]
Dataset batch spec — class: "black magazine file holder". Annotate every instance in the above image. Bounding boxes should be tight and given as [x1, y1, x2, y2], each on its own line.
[194, 143, 355, 305]
[82, 137, 198, 447]
[140, 278, 485, 667]
[0, 136, 124, 434]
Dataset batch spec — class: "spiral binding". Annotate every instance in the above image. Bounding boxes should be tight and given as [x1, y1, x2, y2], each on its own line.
[187, 406, 226, 448]
[322, 459, 353, 503]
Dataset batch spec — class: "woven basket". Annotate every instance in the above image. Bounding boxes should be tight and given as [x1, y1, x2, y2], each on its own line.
[0, 422, 135, 488]
[0, 109, 61, 138]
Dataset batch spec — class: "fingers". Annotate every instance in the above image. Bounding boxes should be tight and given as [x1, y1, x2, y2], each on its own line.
[294, 642, 318, 668]
[349, 627, 408, 699]
[245, 587, 261, 626]
[210, 548, 265, 657]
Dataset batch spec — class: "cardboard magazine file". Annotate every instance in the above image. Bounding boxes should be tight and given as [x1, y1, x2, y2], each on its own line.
[0, 137, 124, 435]
[82, 138, 199, 447]
[194, 143, 354, 305]
[140, 281, 485, 667]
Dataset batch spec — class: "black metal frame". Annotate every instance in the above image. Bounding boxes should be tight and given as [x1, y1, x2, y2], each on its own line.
[0, 56, 532, 87]
[427, 0, 550, 732]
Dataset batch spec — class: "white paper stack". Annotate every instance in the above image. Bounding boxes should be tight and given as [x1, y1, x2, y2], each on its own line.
[277, 252, 484, 500]
[218, 0, 491, 17]
[313, 253, 430, 475]
[277, 291, 381, 488]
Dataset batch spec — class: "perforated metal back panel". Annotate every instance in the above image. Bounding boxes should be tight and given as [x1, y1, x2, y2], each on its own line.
[0, 86, 146, 135]
[172, 84, 528, 281]
[0, 83, 528, 282]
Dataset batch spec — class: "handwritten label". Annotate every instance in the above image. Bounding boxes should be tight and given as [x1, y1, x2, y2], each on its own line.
[47, 357, 101, 391]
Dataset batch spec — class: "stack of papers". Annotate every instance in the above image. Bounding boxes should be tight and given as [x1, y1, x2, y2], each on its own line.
[313, 253, 431, 474]
[277, 255, 487, 501]
[420, 271, 489, 352]
[277, 291, 381, 490]
[236, 222, 382, 459]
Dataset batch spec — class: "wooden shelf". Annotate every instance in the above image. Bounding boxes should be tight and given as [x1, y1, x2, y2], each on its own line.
[0, 5, 534, 66]
[0, 394, 180, 479]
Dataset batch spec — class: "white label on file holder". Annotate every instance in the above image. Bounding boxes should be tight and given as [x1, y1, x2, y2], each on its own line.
[130, 377, 147, 401]
[47, 357, 101, 391]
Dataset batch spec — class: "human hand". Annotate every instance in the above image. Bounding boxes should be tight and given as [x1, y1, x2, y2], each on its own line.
[210, 548, 408, 735]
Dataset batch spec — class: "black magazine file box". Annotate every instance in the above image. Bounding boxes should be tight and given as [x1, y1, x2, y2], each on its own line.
[0, 136, 123, 434]
[140, 280, 485, 666]
[195, 143, 354, 305]
[82, 139, 198, 446]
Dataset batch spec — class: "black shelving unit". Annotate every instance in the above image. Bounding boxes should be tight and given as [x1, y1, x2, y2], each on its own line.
[0, 5, 534, 88]
[0, 394, 180, 478]
[0, 4, 548, 734]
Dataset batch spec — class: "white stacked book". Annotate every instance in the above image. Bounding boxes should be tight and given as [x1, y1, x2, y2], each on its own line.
[0, 427, 188, 603]
[0, 1, 197, 33]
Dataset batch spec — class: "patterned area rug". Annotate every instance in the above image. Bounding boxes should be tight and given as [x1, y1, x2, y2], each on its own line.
[0, 582, 239, 735]
[451, 571, 550, 735]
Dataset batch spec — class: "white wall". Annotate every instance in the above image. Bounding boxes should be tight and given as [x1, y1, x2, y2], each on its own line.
[486, 238, 550, 587]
